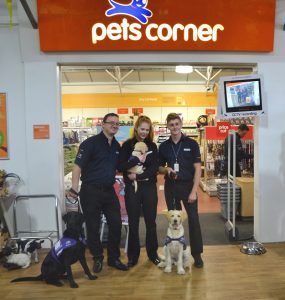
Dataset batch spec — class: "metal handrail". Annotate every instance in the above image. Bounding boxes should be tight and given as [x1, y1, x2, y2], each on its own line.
[12, 194, 60, 247]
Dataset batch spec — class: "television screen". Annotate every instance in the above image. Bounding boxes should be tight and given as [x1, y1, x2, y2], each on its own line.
[224, 78, 262, 113]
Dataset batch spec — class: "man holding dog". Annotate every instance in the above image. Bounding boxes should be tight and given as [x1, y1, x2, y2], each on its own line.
[69, 113, 128, 273]
[159, 113, 204, 268]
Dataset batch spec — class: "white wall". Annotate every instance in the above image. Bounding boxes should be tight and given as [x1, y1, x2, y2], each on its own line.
[0, 1, 284, 242]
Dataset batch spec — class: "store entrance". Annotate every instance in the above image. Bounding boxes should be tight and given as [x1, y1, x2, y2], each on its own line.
[61, 64, 255, 245]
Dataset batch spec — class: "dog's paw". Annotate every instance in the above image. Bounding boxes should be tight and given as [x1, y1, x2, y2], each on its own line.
[70, 282, 79, 288]
[157, 261, 166, 268]
[164, 266, 172, 273]
[158, 254, 165, 261]
[89, 274, 98, 280]
[177, 268, 186, 275]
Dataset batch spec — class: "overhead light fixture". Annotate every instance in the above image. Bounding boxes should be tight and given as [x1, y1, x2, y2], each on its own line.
[175, 65, 193, 74]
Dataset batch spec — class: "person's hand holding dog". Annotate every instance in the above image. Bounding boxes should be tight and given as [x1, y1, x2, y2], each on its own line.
[167, 167, 177, 180]
[137, 153, 147, 163]
[128, 173, 136, 181]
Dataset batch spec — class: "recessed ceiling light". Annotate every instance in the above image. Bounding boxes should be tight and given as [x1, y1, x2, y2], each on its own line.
[175, 65, 193, 74]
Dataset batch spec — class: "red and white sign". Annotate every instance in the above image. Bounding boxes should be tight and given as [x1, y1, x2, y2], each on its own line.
[117, 108, 129, 114]
[206, 108, 216, 115]
[205, 125, 253, 140]
[33, 124, 50, 139]
[216, 121, 231, 137]
[132, 107, 143, 114]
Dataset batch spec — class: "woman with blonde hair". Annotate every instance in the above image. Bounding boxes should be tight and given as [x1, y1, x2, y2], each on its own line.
[118, 115, 160, 267]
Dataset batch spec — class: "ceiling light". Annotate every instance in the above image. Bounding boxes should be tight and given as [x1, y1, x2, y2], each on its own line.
[175, 65, 193, 74]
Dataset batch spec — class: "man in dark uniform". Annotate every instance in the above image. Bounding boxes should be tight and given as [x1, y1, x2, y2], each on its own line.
[158, 113, 204, 268]
[224, 124, 253, 177]
[69, 113, 128, 273]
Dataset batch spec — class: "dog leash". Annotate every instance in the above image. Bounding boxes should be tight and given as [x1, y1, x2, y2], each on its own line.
[65, 195, 83, 213]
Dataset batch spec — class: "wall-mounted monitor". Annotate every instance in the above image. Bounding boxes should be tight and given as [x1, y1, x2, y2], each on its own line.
[218, 74, 265, 118]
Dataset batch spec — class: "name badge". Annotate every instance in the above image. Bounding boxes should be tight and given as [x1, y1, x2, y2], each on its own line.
[174, 163, 179, 172]
[184, 148, 191, 151]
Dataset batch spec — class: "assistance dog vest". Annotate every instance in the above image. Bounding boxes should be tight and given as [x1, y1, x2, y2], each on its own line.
[51, 237, 86, 263]
[165, 235, 187, 250]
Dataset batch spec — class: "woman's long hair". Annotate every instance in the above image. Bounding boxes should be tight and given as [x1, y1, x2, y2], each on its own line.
[132, 115, 154, 143]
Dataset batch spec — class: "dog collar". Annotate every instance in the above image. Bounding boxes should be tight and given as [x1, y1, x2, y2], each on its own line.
[165, 235, 187, 250]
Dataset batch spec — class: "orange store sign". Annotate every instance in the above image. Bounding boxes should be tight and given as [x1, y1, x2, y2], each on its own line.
[37, 0, 275, 52]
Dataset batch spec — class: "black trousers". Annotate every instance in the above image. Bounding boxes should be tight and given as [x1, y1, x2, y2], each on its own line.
[79, 183, 122, 262]
[125, 181, 158, 261]
[164, 180, 203, 257]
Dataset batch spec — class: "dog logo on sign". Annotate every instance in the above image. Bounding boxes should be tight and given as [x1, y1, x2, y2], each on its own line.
[105, 0, 153, 24]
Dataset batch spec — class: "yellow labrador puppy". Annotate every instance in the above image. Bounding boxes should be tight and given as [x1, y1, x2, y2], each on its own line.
[128, 142, 148, 192]
[158, 210, 190, 275]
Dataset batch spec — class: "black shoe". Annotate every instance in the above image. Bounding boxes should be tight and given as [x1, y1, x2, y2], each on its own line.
[194, 255, 204, 268]
[108, 259, 129, 271]
[127, 258, 138, 268]
[149, 256, 161, 265]
[93, 259, 103, 273]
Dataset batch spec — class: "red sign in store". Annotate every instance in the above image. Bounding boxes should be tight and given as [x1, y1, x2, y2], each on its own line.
[205, 125, 253, 140]
[216, 122, 231, 137]
[33, 124, 50, 139]
[206, 108, 216, 115]
[117, 108, 129, 114]
[132, 108, 143, 114]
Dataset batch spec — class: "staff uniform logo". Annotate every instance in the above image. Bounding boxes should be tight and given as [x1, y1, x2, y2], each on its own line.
[105, 0, 152, 24]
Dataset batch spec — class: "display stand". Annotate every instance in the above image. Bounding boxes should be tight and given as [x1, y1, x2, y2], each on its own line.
[200, 125, 254, 196]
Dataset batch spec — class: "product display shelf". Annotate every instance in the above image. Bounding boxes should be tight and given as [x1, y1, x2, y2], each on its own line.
[155, 124, 199, 144]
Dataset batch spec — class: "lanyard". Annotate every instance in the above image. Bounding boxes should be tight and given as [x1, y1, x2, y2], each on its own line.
[171, 141, 182, 163]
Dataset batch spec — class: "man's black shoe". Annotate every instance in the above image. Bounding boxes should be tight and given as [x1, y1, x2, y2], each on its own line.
[194, 255, 204, 268]
[149, 256, 161, 265]
[93, 259, 103, 273]
[108, 259, 129, 271]
[127, 258, 138, 268]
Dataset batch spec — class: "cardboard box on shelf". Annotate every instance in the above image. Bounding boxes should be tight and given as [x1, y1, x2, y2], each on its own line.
[236, 177, 254, 217]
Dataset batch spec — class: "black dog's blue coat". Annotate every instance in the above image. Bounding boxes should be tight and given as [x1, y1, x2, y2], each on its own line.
[11, 212, 97, 288]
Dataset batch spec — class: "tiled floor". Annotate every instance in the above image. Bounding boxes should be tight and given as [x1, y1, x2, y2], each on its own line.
[156, 174, 220, 214]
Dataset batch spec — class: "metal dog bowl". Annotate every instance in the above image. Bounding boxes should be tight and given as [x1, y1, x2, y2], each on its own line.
[240, 242, 266, 255]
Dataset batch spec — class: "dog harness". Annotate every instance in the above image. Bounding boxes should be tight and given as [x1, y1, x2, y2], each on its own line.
[51, 237, 86, 263]
[165, 235, 187, 250]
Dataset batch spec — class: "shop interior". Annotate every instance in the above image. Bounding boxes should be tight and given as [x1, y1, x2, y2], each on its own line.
[61, 64, 255, 245]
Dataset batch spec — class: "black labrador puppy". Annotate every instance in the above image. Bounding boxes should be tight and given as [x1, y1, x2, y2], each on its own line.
[11, 211, 97, 288]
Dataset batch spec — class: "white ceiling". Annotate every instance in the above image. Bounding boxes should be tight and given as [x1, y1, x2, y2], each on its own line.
[61, 64, 255, 94]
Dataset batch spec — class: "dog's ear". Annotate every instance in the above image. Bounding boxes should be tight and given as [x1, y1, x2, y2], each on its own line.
[167, 210, 174, 220]
[181, 210, 188, 222]
[62, 213, 69, 224]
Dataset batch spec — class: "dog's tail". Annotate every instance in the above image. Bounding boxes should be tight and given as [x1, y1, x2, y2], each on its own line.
[11, 274, 43, 283]
[134, 180, 138, 192]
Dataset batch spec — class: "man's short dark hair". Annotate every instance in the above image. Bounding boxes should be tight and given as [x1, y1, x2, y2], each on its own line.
[166, 113, 182, 124]
[102, 113, 119, 123]
[238, 124, 249, 131]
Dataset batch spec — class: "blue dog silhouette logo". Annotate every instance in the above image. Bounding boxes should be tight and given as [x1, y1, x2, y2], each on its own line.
[106, 0, 153, 24]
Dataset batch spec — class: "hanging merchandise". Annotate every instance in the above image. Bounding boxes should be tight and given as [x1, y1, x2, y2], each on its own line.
[200, 125, 254, 196]
[197, 115, 208, 127]
[0, 170, 23, 197]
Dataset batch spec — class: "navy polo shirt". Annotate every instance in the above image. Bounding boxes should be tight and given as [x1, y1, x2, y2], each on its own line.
[159, 134, 201, 182]
[74, 131, 120, 186]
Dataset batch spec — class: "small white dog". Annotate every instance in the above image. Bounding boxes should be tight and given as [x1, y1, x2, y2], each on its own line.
[158, 210, 190, 275]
